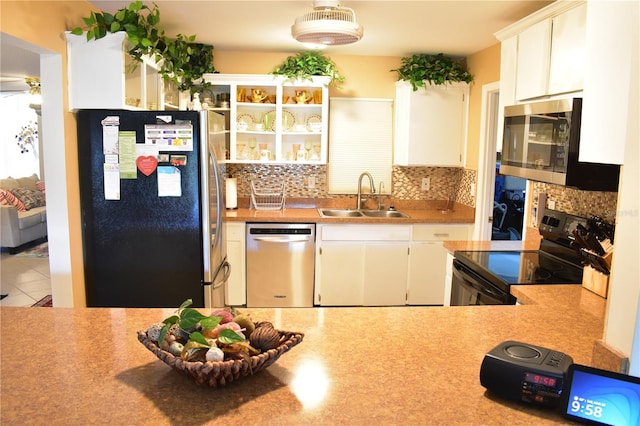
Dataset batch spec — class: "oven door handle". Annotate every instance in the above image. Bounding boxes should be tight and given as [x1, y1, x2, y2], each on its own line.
[453, 260, 507, 299]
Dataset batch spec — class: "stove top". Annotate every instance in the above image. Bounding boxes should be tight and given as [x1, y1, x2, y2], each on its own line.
[454, 250, 583, 286]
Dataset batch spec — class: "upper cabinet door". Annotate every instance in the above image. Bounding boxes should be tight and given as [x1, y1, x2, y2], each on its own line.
[394, 81, 469, 167]
[548, 2, 587, 95]
[579, 1, 637, 165]
[515, 19, 551, 101]
[65, 31, 164, 111]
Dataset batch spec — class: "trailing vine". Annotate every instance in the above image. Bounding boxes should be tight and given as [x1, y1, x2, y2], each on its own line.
[70, 1, 215, 92]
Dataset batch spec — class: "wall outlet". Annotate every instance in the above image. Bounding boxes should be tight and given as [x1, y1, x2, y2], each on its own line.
[421, 177, 430, 191]
[548, 199, 556, 210]
[307, 176, 316, 189]
[470, 183, 476, 197]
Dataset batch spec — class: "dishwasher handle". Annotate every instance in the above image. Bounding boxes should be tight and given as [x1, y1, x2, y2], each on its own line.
[251, 235, 312, 243]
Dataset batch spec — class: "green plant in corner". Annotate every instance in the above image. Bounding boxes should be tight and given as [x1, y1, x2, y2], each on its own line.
[270, 51, 345, 87]
[70, 1, 215, 93]
[391, 53, 473, 91]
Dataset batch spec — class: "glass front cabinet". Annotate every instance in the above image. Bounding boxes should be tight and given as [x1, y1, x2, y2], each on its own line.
[201, 74, 329, 164]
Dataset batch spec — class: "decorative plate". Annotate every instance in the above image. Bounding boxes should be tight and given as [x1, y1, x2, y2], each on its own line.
[264, 110, 276, 132]
[237, 113, 254, 129]
[306, 114, 322, 131]
[281, 110, 295, 131]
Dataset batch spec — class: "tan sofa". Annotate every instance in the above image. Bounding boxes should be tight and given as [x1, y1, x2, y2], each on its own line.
[0, 175, 47, 254]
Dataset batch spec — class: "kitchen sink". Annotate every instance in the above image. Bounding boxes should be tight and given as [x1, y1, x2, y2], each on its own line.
[317, 208, 364, 218]
[317, 208, 410, 219]
[360, 210, 410, 218]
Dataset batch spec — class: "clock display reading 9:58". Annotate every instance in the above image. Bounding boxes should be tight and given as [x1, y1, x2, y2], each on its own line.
[570, 397, 604, 419]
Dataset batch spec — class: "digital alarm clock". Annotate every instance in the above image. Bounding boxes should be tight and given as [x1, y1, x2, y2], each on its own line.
[561, 363, 640, 425]
[480, 340, 573, 407]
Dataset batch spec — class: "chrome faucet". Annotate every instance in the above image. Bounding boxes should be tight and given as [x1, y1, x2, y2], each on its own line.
[357, 172, 375, 210]
[378, 181, 385, 210]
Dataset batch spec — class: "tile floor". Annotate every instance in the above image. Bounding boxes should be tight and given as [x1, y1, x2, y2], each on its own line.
[0, 250, 51, 307]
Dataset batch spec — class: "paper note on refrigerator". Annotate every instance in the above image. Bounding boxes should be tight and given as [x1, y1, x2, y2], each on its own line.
[103, 163, 120, 200]
[102, 124, 119, 155]
[157, 166, 181, 197]
[144, 124, 193, 151]
[119, 131, 137, 179]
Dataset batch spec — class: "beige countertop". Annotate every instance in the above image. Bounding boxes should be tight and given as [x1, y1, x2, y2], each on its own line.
[1, 287, 605, 425]
[224, 199, 475, 224]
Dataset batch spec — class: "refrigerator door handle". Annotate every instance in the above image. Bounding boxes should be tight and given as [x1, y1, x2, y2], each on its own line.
[200, 111, 224, 284]
[203, 259, 231, 289]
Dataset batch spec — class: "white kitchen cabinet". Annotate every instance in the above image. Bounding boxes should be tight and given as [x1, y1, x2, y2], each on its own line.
[363, 243, 409, 306]
[315, 224, 410, 306]
[496, 1, 587, 104]
[224, 222, 246, 306]
[579, 1, 636, 165]
[201, 74, 329, 164]
[547, 3, 587, 95]
[444, 252, 455, 307]
[499, 36, 518, 110]
[65, 31, 164, 111]
[515, 19, 552, 101]
[407, 225, 469, 305]
[393, 81, 469, 167]
[316, 241, 365, 306]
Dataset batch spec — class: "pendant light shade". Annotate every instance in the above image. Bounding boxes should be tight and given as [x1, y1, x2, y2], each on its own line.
[291, 0, 363, 46]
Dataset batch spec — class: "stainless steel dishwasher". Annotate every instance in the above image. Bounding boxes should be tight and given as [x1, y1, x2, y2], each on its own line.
[246, 223, 315, 307]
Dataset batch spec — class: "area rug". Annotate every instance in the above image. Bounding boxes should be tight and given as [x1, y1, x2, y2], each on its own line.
[31, 295, 52, 307]
[14, 242, 48, 258]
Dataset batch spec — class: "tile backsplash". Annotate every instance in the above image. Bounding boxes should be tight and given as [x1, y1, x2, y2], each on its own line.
[530, 181, 618, 222]
[225, 163, 617, 225]
[226, 164, 477, 206]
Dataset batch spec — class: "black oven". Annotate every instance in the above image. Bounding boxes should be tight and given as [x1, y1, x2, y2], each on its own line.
[451, 209, 588, 306]
[451, 257, 516, 305]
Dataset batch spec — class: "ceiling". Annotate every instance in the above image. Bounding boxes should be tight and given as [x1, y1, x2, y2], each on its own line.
[1, 0, 553, 91]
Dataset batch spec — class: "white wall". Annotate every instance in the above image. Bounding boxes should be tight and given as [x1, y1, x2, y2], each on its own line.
[595, 0, 640, 372]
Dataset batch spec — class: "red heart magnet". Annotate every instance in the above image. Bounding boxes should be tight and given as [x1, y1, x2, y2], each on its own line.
[136, 155, 158, 176]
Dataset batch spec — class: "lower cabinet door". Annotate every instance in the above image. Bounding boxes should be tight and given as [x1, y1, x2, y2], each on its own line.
[407, 241, 447, 305]
[363, 243, 409, 306]
[317, 242, 365, 306]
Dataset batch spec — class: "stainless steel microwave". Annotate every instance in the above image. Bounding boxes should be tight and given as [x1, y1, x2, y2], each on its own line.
[500, 98, 620, 192]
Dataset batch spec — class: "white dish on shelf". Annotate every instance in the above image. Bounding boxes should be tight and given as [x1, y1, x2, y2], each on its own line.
[306, 114, 322, 132]
[237, 113, 254, 131]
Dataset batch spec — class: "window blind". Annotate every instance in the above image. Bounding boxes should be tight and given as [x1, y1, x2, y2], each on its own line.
[328, 97, 393, 194]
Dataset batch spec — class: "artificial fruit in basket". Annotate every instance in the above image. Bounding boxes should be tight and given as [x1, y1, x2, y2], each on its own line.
[147, 299, 262, 362]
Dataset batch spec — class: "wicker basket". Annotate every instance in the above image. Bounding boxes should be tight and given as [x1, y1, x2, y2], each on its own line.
[137, 329, 304, 387]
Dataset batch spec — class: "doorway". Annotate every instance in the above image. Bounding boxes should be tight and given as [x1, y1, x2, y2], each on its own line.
[474, 82, 525, 241]
[1, 32, 73, 306]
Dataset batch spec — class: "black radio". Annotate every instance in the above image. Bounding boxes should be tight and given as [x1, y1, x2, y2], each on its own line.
[480, 340, 573, 407]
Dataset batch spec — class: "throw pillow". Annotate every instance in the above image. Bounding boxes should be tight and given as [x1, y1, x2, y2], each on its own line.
[0, 189, 27, 212]
[36, 180, 45, 193]
[16, 174, 39, 191]
[10, 187, 45, 211]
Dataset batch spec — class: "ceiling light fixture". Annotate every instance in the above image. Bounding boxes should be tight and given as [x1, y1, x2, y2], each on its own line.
[291, 0, 363, 46]
[25, 77, 41, 110]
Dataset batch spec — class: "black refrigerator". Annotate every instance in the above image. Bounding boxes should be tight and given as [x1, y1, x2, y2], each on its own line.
[76, 109, 229, 308]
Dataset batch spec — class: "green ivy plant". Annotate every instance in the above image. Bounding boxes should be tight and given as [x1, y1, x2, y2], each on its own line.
[391, 53, 473, 91]
[70, 1, 215, 92]
[155, 34, 215, 92]
[270, 51, 345, 87]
